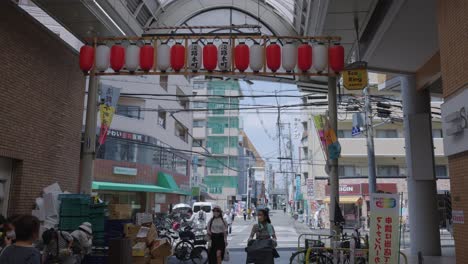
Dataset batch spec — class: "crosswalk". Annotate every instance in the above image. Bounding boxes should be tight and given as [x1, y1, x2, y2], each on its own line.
[227, 223, 299, 248]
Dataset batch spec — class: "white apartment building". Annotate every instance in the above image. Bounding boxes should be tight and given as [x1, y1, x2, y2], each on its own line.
[191, 78, 242, 209]
[298, 75, 450, 229]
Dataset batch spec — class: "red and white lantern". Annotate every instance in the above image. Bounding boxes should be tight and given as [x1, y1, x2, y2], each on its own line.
[170, 43, 185, 72]
[157, 43, 170, 72]
[313, 43, 328, 73]
[110, 44, 125, 72]
[140, 43, 154, 72]
[95, 44, 110, 72]
[297, 43, 312, 72]
[188, 43, 202, 72]
[79, 45, 94, 73]
[266, 42, 281, 72]
[218, 42, 232, 72]
[282, 42, 296, 72]
[203, 42, 217, 72]
[249, 43, 264, 72]
[125, 43, 139, 72]
[329, 43, 344, 73]
[234, 42, 249, 72]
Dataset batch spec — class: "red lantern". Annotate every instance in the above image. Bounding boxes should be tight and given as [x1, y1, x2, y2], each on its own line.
[170, 43, 185, 72]
[79, 45, 94, 73]
[110, 44, 125, 72]
[329, 44, 344, 73]
[203, 42, 217, 72]
[140, 43, 154, 72]
[266, 43, 281, 72]
[297, 43, 312, 72]
[234, 42, 249, 72]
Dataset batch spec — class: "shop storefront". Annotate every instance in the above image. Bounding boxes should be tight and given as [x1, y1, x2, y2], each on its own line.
[323, 183, 397, 228]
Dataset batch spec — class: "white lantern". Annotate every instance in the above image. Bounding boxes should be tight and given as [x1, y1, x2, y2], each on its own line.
[313, 43, 328, 73]
[250, 44, 264, 72]
[95, 44, 110, 72]
[282, 42, 297, 72]
[157, 43, 170, 72]
[188, 43, 202, 72]
[217, 42, 232, 71]
[125, 44, 140, 72]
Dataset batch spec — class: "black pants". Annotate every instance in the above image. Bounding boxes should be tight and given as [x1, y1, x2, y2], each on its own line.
[209, 233, 226, 264]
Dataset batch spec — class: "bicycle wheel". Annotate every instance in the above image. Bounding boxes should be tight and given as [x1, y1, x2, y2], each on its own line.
[290, 250, 306, 264]
[175, 240, 194, 261]
[309, 254, 333, 264]
[191, 246, 208, 264]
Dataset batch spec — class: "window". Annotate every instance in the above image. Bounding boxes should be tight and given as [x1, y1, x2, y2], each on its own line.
[193, 102, 207, 108]
[193, 139, 204, 147]
[303, 172, 309, 180]
[193, 81, 206, 90]
[377, 165, 399, 177]
[376, 130, 398, 138]
[337, 130, 353, 138]
[176, 87, 189, 109]
[175, 156, 188, 175]
[119, 141, 137, 163]
[302, 121, 308, 131]
[158, 108, 166, 128]
[435, 165, 448, 178]
[302, 147, 309, 160]
[339, 165, 355, 177]
[175, 122, 188, 142]
[116, 105, 142, 119]
[193, 120, 206, 128]
[160, 75, 168, 90]
[433, 129, 443, 138]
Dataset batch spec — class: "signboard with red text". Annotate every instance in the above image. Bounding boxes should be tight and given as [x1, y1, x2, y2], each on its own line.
[369, 193, 400, 264]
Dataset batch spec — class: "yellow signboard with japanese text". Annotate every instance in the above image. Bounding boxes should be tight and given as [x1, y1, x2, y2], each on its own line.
[343, 68, 368, 90]
[369, 193, 400, 264]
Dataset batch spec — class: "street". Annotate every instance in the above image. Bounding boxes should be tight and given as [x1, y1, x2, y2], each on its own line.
[168, 210, 325, 263]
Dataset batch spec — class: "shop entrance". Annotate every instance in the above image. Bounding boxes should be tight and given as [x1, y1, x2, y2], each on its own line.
[0, 157, 13, 216]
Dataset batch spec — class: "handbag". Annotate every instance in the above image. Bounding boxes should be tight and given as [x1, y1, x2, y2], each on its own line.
[223, 248, 230, 261]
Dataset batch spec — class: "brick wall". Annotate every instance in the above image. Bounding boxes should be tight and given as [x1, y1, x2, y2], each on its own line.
[437, 0, 468, 261]
[0, 2, 85, 215]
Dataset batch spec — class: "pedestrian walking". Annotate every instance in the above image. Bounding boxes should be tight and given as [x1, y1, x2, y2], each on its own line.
[42, 229, 74, 264]
[230, 209, 235, 223]
[252, 208, 257, 221]
[223, 211, 233, 234]
[0, 215, 41, 264]
[243, 208, 247, 221]
[207, 205, 228, 264]
[247, 207, 252, 220]
[283, 207, 286, 215]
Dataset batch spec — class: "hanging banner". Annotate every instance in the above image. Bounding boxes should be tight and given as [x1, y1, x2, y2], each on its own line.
[98, 85, 120, 145]
[313, 115, 341, 160]
[369, 193, 400, 264]
[295, 175, 301, 201]
[306, 178, 315, 198]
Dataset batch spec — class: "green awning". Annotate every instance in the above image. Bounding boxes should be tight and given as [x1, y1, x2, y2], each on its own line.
[92, 181, 173, 193]
[92, 181, 191, 195]
[157, 172, 180, 190]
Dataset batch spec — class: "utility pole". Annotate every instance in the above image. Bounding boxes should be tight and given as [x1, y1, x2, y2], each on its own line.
[81, 73, 99, 194]
[247, 165, 252, 210]
[328, 76, 340, 239]
[364, 87, 377, 194]
[288, 123, 295, 210]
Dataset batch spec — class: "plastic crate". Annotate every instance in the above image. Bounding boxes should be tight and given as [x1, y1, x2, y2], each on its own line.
[59, 216, 89, 232]
[83, 254, 108, 264]
[90, 217, 106, 232]
[58, 194, 91, 203]
[60, 203, 90, 217]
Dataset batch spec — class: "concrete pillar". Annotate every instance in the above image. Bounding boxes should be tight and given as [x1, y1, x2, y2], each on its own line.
[401, 75, 441, 256]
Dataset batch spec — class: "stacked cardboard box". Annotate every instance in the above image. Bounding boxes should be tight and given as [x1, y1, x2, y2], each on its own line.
[125, 223, 172, 264]
[108, 204, 132, 220]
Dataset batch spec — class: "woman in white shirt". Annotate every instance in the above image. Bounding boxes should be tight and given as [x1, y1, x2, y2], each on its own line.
[207, 206, 227, 264]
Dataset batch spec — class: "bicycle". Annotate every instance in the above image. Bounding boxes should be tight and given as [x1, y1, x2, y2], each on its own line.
[174, 225, 208, 264]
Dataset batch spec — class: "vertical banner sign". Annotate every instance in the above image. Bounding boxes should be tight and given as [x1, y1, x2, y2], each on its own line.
[369, 193, 400, 264]
[98, 85, 121, 145]
[306, 178, 315, 198]
[295, 175, 301, 201]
